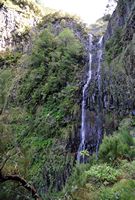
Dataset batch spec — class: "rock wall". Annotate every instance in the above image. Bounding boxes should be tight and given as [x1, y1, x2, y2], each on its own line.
[0, 4, 39, 52]
[104, 0, 134, 42]
[98, 0, 135, 134]
[84, 0, 135, 153]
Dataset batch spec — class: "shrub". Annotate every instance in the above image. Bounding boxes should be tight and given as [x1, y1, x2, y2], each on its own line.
[99, 129, 134, 163]
[120, 160, 135, 179]
[99, 179, 135, 200]
[63, 163, 91, 193]
[85, 164, 120, 184]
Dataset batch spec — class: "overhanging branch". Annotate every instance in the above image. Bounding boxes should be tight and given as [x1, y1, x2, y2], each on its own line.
[0, 172, 41, 200]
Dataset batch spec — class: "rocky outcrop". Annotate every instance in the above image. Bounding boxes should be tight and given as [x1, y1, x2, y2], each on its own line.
[0, 4, 39, 52]
[82, 0, 135, 155]
[104, 0, 134, 42]
[100, 0, 135, 134]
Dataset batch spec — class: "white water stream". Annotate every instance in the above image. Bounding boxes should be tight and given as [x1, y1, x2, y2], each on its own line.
[77, 34, 93, 163]
[96, 36, 103, 157]
[77, 35, 103, 163]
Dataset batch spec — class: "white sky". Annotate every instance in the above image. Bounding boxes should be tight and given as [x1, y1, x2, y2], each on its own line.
[40, 0, 115, 24]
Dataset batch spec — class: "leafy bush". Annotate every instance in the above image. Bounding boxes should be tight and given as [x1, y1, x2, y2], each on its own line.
[120, 160, 135, 179]
[64, 163, 91, 192]
[0, 51, 21, 68]
[99, 129, 134, 163]
[99, 179, 135, 200]
[85, 164, 120, 184]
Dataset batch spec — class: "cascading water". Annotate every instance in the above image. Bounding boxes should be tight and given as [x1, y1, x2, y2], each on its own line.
[96, 36, 103, 157]
[77, 34, 93, 163]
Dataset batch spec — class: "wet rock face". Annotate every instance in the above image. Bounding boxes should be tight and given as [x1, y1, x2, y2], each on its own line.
[100, 0, 135, 134]
[0, 5, 38, 52]
[104, 0, 133, 42]
[85, 40, 104, 153]
[73, 36, 104, 156]
[123, 6, 135, 42]
[81, 0, 135, 153]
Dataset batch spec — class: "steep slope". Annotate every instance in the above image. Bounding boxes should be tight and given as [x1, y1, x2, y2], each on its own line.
[0, 1, 89, 199]
[86, 0, 135, 138]
[59, 0, 135, 199]
[0, 0, 135, 200]
[101, 0, 135, 132]
[0, 0, 43, 52]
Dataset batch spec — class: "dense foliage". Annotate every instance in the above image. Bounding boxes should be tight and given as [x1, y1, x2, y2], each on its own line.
[1, 0, 135, 199]
[0, 22, 84, 199]
[60, 118, 135, 200]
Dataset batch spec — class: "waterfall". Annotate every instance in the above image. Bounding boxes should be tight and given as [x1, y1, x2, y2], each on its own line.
[77, 34, 93, 163]
[96, 36, 103, 157]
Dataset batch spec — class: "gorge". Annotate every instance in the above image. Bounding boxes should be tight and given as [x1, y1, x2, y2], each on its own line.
[0, 0, 135, 200]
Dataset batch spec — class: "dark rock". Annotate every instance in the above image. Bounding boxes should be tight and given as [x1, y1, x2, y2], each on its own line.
[131, 110, 135, 116]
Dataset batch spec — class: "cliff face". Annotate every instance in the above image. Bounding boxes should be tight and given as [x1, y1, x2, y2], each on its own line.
[102, 0, 135, 124]
[85, 0, 135, 142]
[61, 1, 135, 198]
[0, 0, 135, 199]
[104, 0, 134, 41]
[0, 1, 41, 52]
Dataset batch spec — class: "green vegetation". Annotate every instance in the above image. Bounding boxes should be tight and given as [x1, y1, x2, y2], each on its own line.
[99, 179, 135, 200]
[105, 28, 123, 64]
[0, 23, 84, 199]
[1, 0, 135, 199]
[2, 0, 42, 14]
[0, 51, 21, 68]
[99, 129, 134, 163]
[16, 28, 83, 196]
[59, 117, 135, 200]
[85, 164, 120, 183]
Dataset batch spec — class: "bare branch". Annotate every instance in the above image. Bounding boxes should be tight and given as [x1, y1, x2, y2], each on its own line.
[0, 172, 42, 200]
